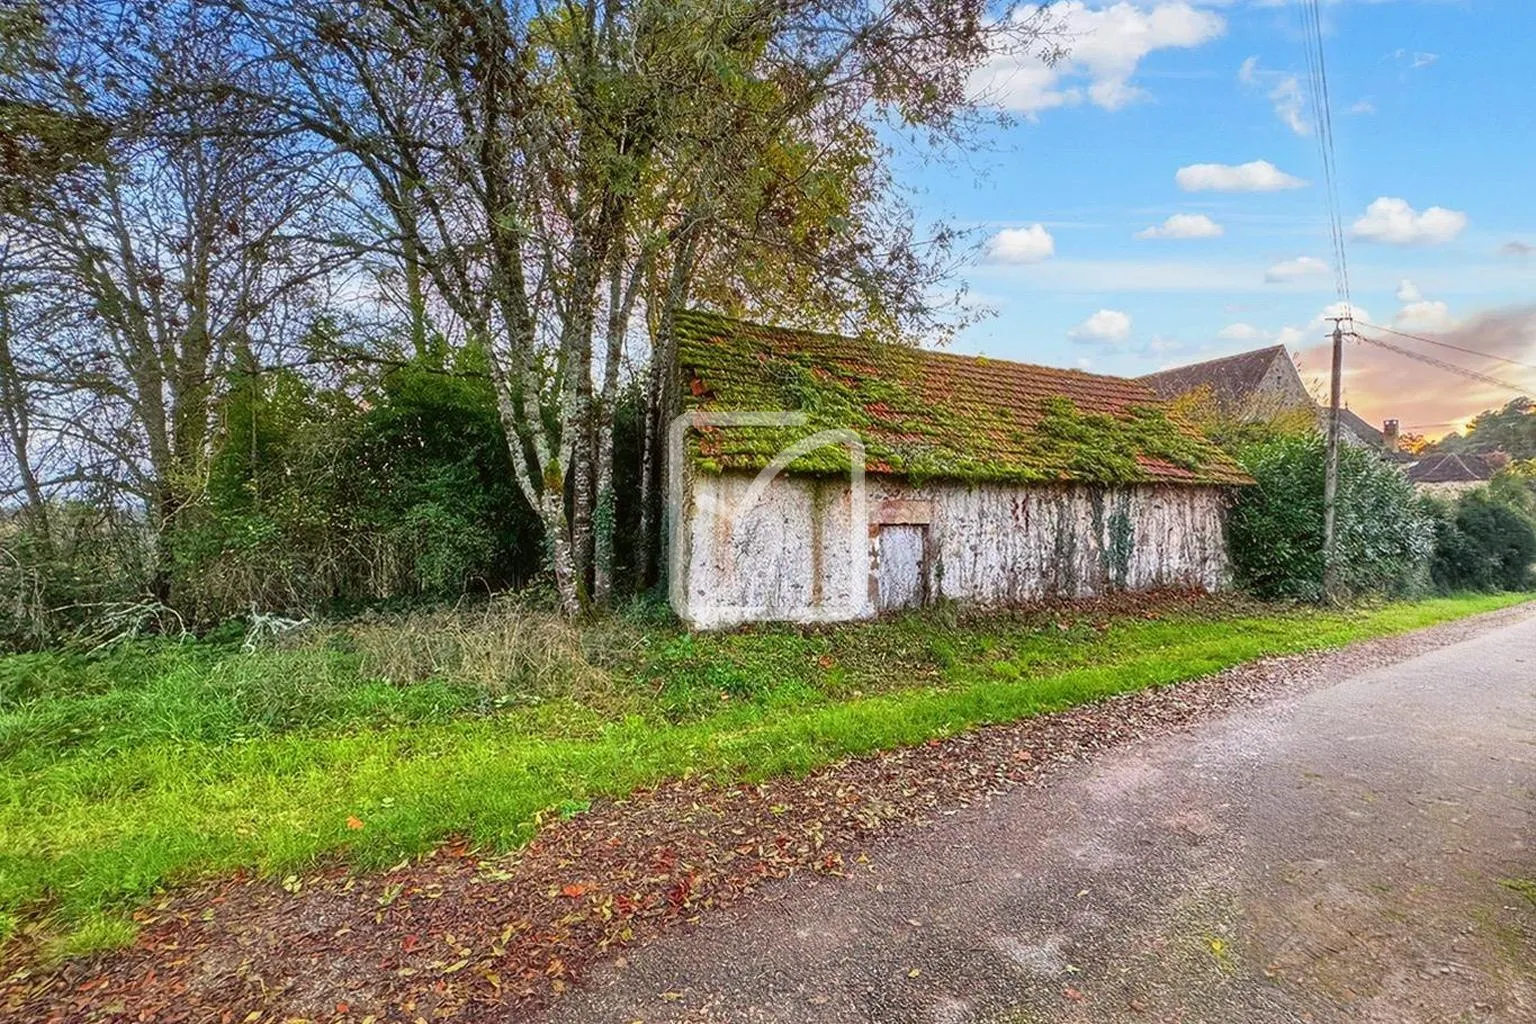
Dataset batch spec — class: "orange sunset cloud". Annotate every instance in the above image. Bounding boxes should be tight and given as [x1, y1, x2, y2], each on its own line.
[1294, 306, 1536, 440]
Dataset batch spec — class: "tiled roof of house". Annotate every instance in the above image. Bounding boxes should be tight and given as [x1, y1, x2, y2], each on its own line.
[1407, 453, 1495, 484]
[1337, 408, 1384, 447]
[675, 309, 1252, 486]
[1137, 346, 1289, 409]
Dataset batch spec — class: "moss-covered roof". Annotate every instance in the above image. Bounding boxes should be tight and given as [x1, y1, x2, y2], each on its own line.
[676, 309, 1252, 486]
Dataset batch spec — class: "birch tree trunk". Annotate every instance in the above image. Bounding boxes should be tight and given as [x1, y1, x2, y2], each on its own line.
[592, 251, 645, 606]
[636, 237, 697, 590]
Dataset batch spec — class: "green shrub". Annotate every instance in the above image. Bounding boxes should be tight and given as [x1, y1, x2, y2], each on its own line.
[0, 505, 153, 651]
[1427, 488, 1536, 593]
[1228, 434, 1433, 601]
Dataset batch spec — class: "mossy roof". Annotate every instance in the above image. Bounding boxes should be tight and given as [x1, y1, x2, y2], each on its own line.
[676, 309, 1252, 486]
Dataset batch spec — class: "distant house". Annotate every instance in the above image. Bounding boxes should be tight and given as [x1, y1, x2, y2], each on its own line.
[1140, 345, 1396, 451]
[1337, 408, 1386, 449]
[1407, 453, 1497, 495]
[671, 311, 1252, 629]
[1138, 345, 1313, 422]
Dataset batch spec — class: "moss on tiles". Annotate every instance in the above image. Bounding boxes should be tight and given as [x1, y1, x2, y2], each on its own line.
[675, 309, 1251, 487]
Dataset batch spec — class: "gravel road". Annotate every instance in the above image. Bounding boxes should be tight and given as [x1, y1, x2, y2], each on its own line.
[539, 610, 1536, 1024]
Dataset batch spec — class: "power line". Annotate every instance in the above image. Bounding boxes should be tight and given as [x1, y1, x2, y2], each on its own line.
[1300, 0, 1352, 600]
[1355, 319, 1536, 373]
[1353, 330, 1530, 394]
[1299, 0, 1352, 313]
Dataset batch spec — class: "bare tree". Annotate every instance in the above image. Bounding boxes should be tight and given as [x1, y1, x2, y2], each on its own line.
[1, 1, 351, 602]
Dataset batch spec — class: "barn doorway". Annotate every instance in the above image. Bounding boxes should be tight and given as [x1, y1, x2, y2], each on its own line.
[876, 524, 928, 611]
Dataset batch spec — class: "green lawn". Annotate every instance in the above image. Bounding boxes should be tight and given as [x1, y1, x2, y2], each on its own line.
[0, 592, 1528, 959]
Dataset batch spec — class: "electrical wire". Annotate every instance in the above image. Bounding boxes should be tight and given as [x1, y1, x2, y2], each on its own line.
[1355, 319, 1536, 373]
[1354, 331, 1529, 394]
[1299, 0, 1352, 315]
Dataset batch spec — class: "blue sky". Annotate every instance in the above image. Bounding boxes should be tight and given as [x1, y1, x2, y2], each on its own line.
[903, 0, 1536, 437]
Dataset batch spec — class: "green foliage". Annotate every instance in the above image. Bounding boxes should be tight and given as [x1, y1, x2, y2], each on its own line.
[1433, 398, 1535, 459]
[0, 504, 152, 650]
[172, 343, 543, 625]
[1228, 434, 1434, 601]
[0, 592, 1523, 956]
[1166, 384, 1319, 455]
[345, 346, 542, 596]
[1426, 488, 1536, 593]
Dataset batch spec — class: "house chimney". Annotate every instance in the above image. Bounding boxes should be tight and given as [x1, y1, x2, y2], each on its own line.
[1383, 419, 1400, 452]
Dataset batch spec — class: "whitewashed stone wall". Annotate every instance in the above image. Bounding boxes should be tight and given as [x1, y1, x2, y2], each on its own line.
[672, 467, 1233, 629]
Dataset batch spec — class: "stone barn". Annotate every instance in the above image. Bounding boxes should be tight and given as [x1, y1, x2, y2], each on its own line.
[669, 311, 1252, 629]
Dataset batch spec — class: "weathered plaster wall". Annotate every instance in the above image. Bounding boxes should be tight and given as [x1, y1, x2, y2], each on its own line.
[674, 469, 1233, 629]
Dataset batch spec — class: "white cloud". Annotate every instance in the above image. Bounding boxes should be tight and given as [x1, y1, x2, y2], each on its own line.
[1499, 240, 1533, 258]
[1309, 301, 1372, 333]
[1391, 281, 1454, 332]
[1135, 213, 1224, 240]
[970, 2, 1225, 116]
[1350, 98, 1375, 115]
[1176, 160, 1307, 193]
[1350, 197, 1467, 245]
[1237, 57, 1309, 136]
[1393, 49, 1438, 70]
[1268, 75, 1308, 135]
[1069, 309, 1133, 344]
[1219, 322, 1262, 341]
[1275, 326, 1306, 348]
[985, 224, 1056, 264]
[1396, 300, 1454, 333]
[1264, 256, 1329, 283]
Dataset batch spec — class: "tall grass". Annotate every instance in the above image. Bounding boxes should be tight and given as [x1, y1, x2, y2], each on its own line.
[0, 592, 1527, 959]
[333, 597, 639, 700]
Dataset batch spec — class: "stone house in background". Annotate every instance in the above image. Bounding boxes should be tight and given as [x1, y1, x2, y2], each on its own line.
[1139, 345, 1396, 451]
[670, 311, 1252, 629]
[1138, 345, 1314, 423]
[1407, 453, 1498, 495]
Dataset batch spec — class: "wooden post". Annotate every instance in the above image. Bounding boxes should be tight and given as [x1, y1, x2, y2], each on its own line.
[1322, 319, 1345, 600]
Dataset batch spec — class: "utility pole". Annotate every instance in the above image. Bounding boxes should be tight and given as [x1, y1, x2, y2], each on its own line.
[1321, 316, 1347, 600]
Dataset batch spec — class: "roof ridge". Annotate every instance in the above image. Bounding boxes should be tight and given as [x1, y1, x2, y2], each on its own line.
[677, 306, 1157, 394]
[1138, 344, 1286, 380]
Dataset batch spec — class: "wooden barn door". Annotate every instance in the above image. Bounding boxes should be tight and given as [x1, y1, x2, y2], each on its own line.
[876, 524, 927, 611]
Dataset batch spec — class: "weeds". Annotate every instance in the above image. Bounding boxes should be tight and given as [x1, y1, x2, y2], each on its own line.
[337, 597, 626, 702]
[1502, 878, 1536, 908]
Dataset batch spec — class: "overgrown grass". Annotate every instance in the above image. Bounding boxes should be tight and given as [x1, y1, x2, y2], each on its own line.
[0, 592, 1527, 960]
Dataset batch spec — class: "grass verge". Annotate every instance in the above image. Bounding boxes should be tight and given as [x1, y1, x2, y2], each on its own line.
[0, 592, 1528, 960]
